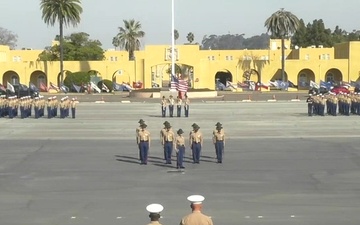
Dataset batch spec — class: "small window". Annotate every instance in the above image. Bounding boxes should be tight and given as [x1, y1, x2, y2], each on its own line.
[11, 75, 19, 84]
[305, 54, 310, 60]
[12, 56, 21, 62]
[326, 73, 334, 82]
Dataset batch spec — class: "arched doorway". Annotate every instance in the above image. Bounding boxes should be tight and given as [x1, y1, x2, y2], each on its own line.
[325, 68, 342, 84]
[112, 69, 130, 84]
[271, 69, 288, 81]
[3, 71, 20, 85]
[297, 69, 315, 90]
[57, 70, 71, 86]
[30, 70, 47, 88]
[215, 70, 233, 86]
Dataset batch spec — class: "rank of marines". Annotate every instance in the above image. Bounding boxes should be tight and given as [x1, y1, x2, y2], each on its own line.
[0, 95, 78, 119]
[306, 92, 360, 116]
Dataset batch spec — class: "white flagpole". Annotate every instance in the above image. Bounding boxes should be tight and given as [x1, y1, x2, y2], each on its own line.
[171, 0, 175, 83]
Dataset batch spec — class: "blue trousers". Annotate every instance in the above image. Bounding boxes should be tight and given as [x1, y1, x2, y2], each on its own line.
[177, 106, 181, 117]
[184, 106, 189, 117]
[71, 108, 76, 118]
[177, 146, 185, 168]
[215, 141, 224, 163]
[161, 107, 166, 117]
[47, 107, 52, 118]
[192, 142, 201, 163]
[164, 142, 173, 164]
[169, 105, 174, 117]
[139, 141, 149, 164]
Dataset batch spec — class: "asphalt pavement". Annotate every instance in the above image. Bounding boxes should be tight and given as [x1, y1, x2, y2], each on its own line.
[38, 90, 310, 103]
[0, 102, 359, 225]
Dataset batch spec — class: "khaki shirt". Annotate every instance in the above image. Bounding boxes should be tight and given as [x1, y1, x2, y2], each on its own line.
[137, 129, 151, 143]
[147, 221, 162, 225]
[71, 101, 77, 108]
[190, 131, 203, 145]
[184, 98, 190, 108]
[213, 130, 225, 144]
[168, 98, 175, 105]
[162, 129, 175, 144]
[176, 98, 182, 106]
[175, 135, 185, 151]
[180, 211, 214, 225]
[161, 99, 167, 108]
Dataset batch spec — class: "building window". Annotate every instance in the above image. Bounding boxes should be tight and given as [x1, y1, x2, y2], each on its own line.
[12, 56, 21, 62]
[326, 73, 334, 82]
[320, 54, 330, 60]
[305, 54, 310, 60]
[242, 56, 252, 60]
[225, 56, 233, 61]
[11, 75, 19, 85]
[208, 56, 215, 61]
[260, 55, 269, 60]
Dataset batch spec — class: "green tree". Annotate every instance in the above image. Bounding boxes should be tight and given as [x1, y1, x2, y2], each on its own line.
[306, 19, 333, 47]
[291, 19, 307, 47]
[113, 19, 145, 60]
[174, 29, 179, 43]
[0, 27, 18, 49]
[63, 71, 90, 90]
[38, 32, 104, 61]
[186, 32, 194, 44]
[40, 0, 83, 84]
[265, 8, 300, 81]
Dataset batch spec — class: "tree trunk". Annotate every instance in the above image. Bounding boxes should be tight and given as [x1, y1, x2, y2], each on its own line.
[59, 18, 64, 86]
[281, 37, 285, 82]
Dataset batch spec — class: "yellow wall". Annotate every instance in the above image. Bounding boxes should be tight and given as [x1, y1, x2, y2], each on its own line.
[1, 39, 360, 90]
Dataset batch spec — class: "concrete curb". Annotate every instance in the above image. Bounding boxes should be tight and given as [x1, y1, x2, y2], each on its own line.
[267, 99, 277, 102]
[291, 99, 301, 102]
[121, 101, 131, 103]
[94, 101, 105, 104]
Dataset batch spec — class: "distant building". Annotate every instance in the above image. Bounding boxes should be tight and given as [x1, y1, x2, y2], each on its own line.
[0, 39, 359, 90]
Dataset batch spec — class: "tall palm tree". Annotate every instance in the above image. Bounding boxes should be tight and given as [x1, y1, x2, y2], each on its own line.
[40, 0, 82, 84]
[265, 8, 300, 82]
[187, 32, 194, 44]
[113, 19, 145, 60]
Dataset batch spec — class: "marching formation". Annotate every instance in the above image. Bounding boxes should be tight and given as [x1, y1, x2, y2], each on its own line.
[306, 92, 360, 116]
[0, 95, 78, 119]
[161, 95, 190, 117]
[136, 119, 226, 168]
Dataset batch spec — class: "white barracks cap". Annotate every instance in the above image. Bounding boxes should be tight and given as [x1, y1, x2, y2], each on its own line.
[187, 195, 205, 204]
[146, 204, 164, 214]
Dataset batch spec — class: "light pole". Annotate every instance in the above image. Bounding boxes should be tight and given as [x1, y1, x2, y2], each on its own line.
[170, 0, 176, 91]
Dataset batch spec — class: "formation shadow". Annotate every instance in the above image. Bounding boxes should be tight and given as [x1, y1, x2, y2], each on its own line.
[115, 153, 218, 168]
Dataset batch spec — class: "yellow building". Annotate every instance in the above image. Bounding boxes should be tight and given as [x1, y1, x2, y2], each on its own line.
[1, 39, 360, 90]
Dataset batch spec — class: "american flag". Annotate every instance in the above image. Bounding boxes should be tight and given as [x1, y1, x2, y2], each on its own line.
[170, 75, 188, 92]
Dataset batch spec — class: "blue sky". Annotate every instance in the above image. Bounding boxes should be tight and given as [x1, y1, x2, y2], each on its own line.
[0, 0, 359, 50]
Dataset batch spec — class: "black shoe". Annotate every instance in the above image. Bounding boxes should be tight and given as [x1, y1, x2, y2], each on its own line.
[180, 167, 185, 169]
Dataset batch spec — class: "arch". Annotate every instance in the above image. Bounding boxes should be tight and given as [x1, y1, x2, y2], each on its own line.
[57, 70, 72, 86]
[112, 69, 130, 84]
[243, 69, 260, 83]
[325, 68, 342, 85]
[297, 69, 315, 90]
[3, 70, 20, 85]
[271, 69, 288, 81]
[30, 70, 47, 88]
[215, 70, 233, 87]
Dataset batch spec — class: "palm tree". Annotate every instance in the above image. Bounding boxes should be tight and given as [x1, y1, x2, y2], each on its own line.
[40, 0, 82, 85]
[265, 8, 300, 82]
[174, 29, 179, 44]
[187, 32, 194, 44]
[113, 19, 145, 60]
